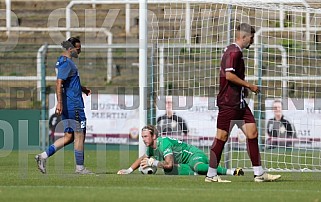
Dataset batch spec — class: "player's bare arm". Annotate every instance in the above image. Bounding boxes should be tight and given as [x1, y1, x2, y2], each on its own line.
[226, 72, 260, 94]
[81, 86, 91, 96]
[55, 79, 64, 115]
[161, 154, 174, 170]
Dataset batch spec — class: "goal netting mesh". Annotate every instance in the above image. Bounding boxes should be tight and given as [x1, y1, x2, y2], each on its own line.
[147, 0, 321, 172]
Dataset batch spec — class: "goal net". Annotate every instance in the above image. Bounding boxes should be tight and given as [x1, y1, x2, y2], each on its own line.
[147, 0, 321, 172]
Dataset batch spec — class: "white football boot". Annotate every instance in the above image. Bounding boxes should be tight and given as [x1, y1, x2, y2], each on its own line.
[205, 175, 231, 183]
[254, 172, 281, 182]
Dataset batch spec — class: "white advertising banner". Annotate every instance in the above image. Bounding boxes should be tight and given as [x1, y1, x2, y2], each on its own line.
[265, 98, 321, 148]
[83, 94, 140, 136]
[156, 96, 254, 137]
[49, 94, 254, 146]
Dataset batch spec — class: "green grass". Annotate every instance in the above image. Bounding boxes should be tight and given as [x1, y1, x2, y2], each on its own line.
[0, 150, 321, 202]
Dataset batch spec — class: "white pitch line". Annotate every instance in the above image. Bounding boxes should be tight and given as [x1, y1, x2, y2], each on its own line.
[0, 185, 320, 193]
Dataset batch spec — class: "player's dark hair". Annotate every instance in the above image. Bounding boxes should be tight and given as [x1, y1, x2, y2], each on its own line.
[68, 37, 80, 47]
[61, 37, 81, 50]
[237, 23, 256, 34]
[142, 125, 159, 138]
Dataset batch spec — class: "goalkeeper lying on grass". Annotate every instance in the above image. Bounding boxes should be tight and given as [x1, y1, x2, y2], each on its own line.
[117, 125, 244, 176]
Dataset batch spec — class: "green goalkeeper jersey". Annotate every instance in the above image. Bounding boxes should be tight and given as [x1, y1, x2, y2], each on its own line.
[146, 137, 202, 164]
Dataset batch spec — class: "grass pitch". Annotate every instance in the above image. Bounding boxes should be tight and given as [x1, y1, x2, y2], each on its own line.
[0, 149, 320, 202]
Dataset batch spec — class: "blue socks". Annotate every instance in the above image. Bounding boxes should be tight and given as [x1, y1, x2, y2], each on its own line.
[74, 150, 84, 166]
[45, 145, 85, 168]
[45, 145, 57, 157]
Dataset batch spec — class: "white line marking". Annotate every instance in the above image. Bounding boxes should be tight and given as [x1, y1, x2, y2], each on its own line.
[0, 185, 320, 193]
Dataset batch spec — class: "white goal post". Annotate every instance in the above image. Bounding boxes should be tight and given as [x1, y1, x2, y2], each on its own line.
[142, 0, 321, 172]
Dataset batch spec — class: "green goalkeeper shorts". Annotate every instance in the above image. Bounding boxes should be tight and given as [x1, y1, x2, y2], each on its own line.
[188, 152, 209, 169]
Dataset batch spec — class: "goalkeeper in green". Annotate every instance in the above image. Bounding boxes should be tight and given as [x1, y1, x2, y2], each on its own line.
[117, 125, 244, 176]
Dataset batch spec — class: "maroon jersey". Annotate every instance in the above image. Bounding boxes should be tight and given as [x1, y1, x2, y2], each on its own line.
[217, 43, 246, 109]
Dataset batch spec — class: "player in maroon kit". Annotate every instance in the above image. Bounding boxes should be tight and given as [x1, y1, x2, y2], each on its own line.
[205, 23, 281, 182]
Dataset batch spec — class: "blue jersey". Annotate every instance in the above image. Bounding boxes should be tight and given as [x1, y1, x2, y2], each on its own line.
[56, 56, 84, 110]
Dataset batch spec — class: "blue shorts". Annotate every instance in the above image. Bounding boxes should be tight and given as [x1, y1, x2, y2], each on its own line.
[61, 109, 86, 133]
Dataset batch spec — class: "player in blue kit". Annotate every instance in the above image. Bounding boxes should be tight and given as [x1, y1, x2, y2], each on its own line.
[35, 37, 92, 174]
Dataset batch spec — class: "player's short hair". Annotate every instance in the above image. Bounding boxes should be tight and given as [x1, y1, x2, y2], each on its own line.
[61, 37, 81, 50]
[237, 23, 256, 34]
[272, 99, 283, 108]
[68, 37, 80, 47]
[142, 125, 159, 138]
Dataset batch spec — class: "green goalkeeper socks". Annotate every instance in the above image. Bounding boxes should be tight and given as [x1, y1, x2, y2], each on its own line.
[217, 166, 227, 175]
[194, 163, 208, 175]
[164, 164, 228, 175]
[193, 164, 227, 175]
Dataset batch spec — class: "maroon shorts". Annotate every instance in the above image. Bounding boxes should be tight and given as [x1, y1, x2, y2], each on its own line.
[217, 106, 256, 133]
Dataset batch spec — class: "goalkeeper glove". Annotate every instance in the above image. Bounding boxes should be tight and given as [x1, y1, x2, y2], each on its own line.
[117, 167, 133, 174]
[141, 157, 159, 168]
